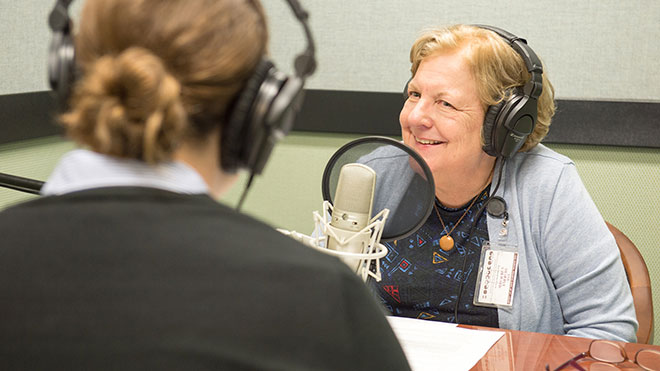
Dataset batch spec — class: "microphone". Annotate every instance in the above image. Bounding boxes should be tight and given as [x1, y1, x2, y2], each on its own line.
[326, 163, 376, 271]
[279, 136, 437, 281]
[278, 163, 389, 282]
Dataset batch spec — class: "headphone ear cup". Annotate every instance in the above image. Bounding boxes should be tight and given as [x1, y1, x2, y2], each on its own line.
[482, 101, 505, 157]
[221, 59, 275, 172]
[48, 29, 76, 108]
[244, 74, 304, 175]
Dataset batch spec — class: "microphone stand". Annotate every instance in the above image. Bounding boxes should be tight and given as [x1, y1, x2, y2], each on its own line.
[0, 172, 44, 195]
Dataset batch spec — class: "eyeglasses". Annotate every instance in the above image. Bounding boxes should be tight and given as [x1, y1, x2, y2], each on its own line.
[546, 339, 660, 371]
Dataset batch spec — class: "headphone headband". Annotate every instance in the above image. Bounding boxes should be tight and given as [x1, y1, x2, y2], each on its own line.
[48, 0, 316, 90]
[282, 0, 316, 78]
[471, 25, 544, 158]
[472, 24, 543, 99]
[48, 0, 72, 32]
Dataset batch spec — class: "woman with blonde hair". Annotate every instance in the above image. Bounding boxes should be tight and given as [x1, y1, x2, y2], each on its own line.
[370, 24, 637, 342]
[0, 1, 411, 369]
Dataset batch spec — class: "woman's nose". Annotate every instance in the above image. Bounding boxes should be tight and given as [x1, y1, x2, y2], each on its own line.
[406, 99, 433, 128]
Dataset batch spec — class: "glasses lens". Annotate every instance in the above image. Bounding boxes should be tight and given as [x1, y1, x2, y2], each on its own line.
[636, 349, 660, 371]
[589, 341, 625, 363]
[588, 363, 618, 371]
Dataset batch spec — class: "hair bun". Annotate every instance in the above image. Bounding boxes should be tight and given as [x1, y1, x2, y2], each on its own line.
[62, 47, 187, 163]
[112, 48, 178, 117]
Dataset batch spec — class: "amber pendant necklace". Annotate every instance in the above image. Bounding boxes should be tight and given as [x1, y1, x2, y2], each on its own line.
[433, 191, 482, 252]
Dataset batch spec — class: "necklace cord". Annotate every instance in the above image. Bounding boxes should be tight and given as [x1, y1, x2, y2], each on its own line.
[434, 167, 495, 250]
[453, 158, 506, 323]
[434, 191, 480, 237]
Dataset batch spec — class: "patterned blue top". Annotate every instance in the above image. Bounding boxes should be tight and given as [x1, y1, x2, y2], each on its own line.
[369, 187, 498, 327]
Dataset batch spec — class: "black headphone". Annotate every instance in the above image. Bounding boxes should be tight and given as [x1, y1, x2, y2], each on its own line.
[48, 0, 317, 175]
[478, 25, 543, 158]
[47, 0, 75, 108]
[403, 25, 543, 158]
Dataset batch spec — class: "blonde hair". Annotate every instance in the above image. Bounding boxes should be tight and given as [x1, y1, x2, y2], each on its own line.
[61, 0, 267, 163]
[409, 24, 555, 152]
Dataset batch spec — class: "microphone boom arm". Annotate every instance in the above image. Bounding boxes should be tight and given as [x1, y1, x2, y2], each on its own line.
[0, 172, 44, 195]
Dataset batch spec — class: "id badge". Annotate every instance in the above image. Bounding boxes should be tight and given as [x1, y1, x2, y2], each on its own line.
[473, 242, 519, 308]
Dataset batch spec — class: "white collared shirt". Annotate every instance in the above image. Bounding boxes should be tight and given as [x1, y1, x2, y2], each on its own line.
[41, 149, 209, 196]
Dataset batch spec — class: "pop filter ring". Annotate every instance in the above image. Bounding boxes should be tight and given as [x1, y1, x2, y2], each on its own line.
[321, 136, 435, 242]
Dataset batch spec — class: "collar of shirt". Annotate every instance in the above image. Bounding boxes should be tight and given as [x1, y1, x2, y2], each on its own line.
[41, 149, 209, 196]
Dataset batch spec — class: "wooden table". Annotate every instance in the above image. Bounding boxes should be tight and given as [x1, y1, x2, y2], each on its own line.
[460, 325, 660, 370]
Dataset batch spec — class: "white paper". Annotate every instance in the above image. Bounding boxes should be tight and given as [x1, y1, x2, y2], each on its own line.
[387, 316, 505, 371]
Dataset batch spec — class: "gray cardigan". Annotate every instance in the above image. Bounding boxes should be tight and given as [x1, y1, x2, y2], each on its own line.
[490, 144, 637, 342]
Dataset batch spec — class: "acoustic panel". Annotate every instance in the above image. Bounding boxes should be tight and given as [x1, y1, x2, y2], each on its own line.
[1, 90, 659, 149]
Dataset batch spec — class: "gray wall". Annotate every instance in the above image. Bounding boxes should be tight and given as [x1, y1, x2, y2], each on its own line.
[3, 1, 660, 101]
[261, 0, 660, 101]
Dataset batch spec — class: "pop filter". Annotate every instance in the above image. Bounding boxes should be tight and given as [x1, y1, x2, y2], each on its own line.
[321, 136, 435, 242]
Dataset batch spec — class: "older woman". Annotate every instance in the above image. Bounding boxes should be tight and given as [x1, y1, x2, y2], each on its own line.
[370, 24, 637, 342]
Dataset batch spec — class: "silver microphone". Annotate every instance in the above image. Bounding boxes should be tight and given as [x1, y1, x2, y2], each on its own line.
[277, 162, 388, 281]
[326, 163, 376, 271]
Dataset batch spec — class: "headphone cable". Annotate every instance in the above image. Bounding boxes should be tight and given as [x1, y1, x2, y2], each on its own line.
[236, 171, 256, 212]
[452, 158, 506, 324]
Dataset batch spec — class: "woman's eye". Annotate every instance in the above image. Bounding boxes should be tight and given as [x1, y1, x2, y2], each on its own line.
[439, 100, 455, 109]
